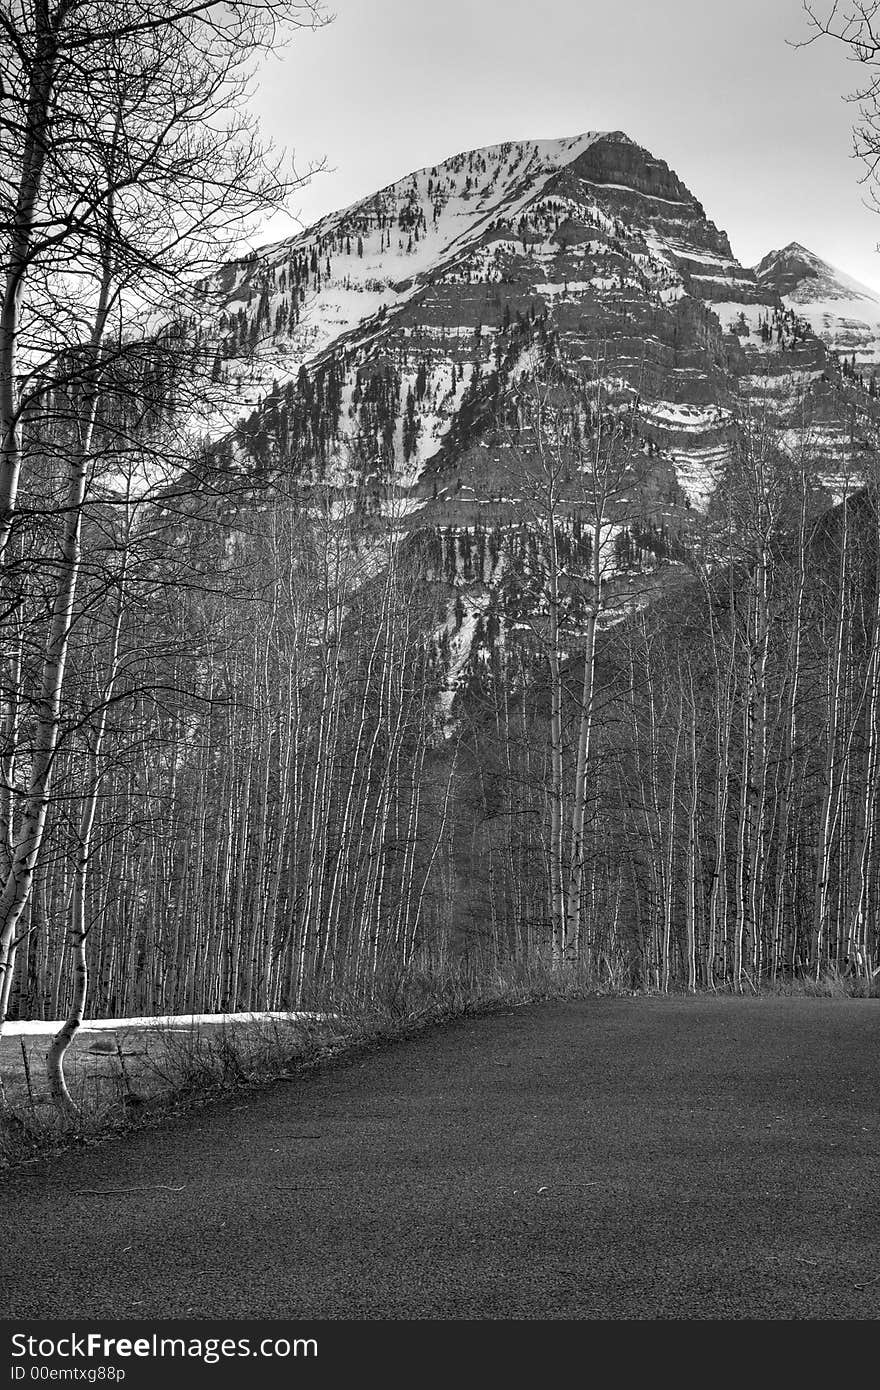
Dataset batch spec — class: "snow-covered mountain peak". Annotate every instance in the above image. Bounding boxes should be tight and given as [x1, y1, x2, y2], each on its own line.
[771, 240, 817, 263]
[211, 128, 745, 394]
[203, 131, 872, 513]
[204, 130, 655, 430]
[756, 242, 880, 365]
[260, 130, 622, 280]
[263, 130, 622, 266]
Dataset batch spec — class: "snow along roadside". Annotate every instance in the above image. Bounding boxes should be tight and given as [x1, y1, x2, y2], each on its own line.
[4, 1011, 332, 1036]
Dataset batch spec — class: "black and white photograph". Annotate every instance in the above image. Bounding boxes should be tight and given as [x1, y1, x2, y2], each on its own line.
[1, 0, 879, 1366]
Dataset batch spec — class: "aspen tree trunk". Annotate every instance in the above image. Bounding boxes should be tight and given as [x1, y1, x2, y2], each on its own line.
[632, 631, 664, 990]
[409, 762, 456, 967]
[684, 670, 699, 993]
[0, 250, 114, 1036]
[0, 1, 65, 1016]
[563, 524, 600, 962]
[732, 645, 752, 995]
[661, 711, 682, 993]
[298, 518, 346, 997]
[747, 543, 771, 982]
[0, 460, 89, 1034]
[707, 658, 734, 988]
[813, 488, 849, 976]
[0, 0, 63, 564]
[0, 614, 26, 1020]
[851, 494, 880, 976]
[546, 500, 566, 964]
[770, 473, 808, 980]
[46, 537, 128, 1112]
[825, 618, 863, 967]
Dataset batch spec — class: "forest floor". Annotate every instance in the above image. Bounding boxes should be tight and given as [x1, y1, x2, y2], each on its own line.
[1, 995, 878, 1318]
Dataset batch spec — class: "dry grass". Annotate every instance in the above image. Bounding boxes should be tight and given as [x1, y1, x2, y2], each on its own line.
[706, 963, 879, 999]
[0, 1014, 341, 1165]
[0, 960, 596, 1169]
[759, 966, 879, 998]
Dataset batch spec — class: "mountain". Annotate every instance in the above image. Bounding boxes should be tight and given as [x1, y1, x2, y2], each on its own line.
[203, 132, 874, 531]
[755, 240, 880, 370]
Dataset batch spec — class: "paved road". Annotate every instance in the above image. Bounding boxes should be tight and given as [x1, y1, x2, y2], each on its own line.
[2, 997, 879, 1319]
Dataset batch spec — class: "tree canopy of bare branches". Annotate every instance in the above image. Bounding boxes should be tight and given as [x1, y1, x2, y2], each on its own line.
[0, 0, 328, 1078]
[803, 2, 880, 200]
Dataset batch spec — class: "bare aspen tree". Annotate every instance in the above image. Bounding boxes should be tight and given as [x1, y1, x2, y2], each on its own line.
[812, 459, 854, 974]
[0, 0, 326, 1057]
[46, 514, 128, 1111]
[848, 452, 880, 978]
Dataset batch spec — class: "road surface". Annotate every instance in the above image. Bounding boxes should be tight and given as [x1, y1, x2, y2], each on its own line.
[2, 996, 879, 1318]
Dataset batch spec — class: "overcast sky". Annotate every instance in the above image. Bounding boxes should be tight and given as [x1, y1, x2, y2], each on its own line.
[248, 0, 880, 291]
